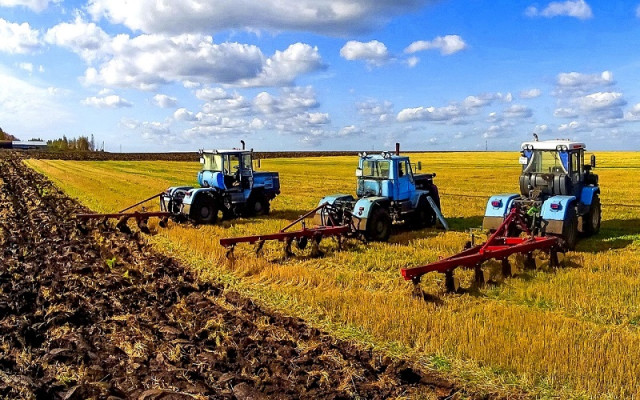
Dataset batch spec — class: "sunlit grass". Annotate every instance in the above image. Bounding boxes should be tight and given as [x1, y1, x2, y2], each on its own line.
[26, 151, 640, 398]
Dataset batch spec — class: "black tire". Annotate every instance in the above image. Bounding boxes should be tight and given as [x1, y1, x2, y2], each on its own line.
[561, 206, 578, 251]
[583, 194, 601, 236]
[366, 207, 392, 242]
[191, 195, 218, 224]
[412, 199, 435, 229]
[247, 193, 270, 216]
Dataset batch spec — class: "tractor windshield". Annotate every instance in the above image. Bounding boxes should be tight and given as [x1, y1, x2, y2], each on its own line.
[202, 154, 223, 172]
[523, 150, 569, 174]
[361, 160, 390, 179]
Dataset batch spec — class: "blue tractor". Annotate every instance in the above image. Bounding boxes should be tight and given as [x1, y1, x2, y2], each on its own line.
[483, 139, 600, 250]
[315, 144, 444, 242]
[161, 144, 280, 224]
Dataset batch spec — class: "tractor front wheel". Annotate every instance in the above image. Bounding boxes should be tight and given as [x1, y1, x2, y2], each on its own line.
[561, 207, 578, 251]
[583, 194, 601, 236]
[191, 195, 218, 224]
[366, 207, 392, 242]
[412, 200, 435, 229]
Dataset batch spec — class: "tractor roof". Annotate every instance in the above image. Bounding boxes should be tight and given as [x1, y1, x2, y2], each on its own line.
[201, 149, 251, 155]
[521, 139, 586, 151]
[360, 152, 409, 161]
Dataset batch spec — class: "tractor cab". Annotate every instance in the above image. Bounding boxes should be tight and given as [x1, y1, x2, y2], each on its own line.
[355, 152, 418, 201]
[519, 140, 597, 200]
[198, 149, 253, 191]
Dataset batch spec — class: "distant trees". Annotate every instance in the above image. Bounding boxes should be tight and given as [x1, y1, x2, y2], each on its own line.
[47, 135, 95, 152]
[0, 127, 19, 141]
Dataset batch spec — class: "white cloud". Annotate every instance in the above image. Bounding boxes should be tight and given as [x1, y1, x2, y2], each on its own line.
[82, 94, 132, 108]
[340, 40, 389, 65]
[406, 56, 419, 68]
[577, 91, 626, 112]
[503, 104, 533, 119]
[0, 18, 41, 54]
[0, 0, 58, 12]
[195, 87, 232, 101]
[45, 17, 110, 62]
[636, 4, 640, 18]
[338, 125, 364, 136]
[174, 108, 197, 121]
[533, 124, 551, 135]
[554, 107, 578, 118]
[152, 94, 177, 108]
[404, 35, 467, 55]
[253, 86, 317, 115]
[18, 62, 33, 72]
[558, 121, 582, 131]
[79, 33, 323, 90]
[525, 0, 593, 19]
[397, 105, 464, 123]
[0, 69, 70, 134]
[87, 0, 435, 36]
[520, 88, 542, 99]
[357, 99, 393, 123]
[554, 70, 615, 97]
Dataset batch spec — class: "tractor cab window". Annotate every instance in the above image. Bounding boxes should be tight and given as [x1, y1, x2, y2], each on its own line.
[398, 161, 405, 177]
[570, 151, 582, 182]
[362, 160, 390, 179]
[523, 151, 569, 174]
[226, 154, 241, 174]
[202, 154, 223, 172]
[242, 154, 252, 171]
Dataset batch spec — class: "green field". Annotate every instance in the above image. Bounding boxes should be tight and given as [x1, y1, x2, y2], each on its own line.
[27, 152, 640, 399]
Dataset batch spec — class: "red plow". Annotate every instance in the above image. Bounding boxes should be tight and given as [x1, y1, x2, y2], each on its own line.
[401, 206, 564, 292]
[220, 203, 362, 258]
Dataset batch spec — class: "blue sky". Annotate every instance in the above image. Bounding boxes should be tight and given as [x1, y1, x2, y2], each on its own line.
[1, 0, 640, 152]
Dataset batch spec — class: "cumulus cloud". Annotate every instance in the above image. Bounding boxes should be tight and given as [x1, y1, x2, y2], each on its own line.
[357, 99, 393, 123]
[503, 104, 533, 119]
[0, 0, 58, 12]
[18, 62, 33, 73]
[0, 18, 41, 54]
[520, 88, 542, 99]
[404, 35, 467, 55]
[397, 105, 465, 123]
[45, 17, 110, 62]
[340, 40, 389, 65]
[558, 120, 582, 131]
[253, 86, 317, 115]
[173, 108, 197, 121]
[554, 70, 614, 97]
[76, 33, 323, 90]
[152, 94, 177, 108]
[554, 107, 579, 118]
[82, 94, 132, 108]
[577, 91, 626, 111]
[525, 0, 593, 19]
[87, 0, 435, 36]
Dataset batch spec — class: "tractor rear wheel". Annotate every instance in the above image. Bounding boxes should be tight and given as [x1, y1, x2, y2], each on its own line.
[247, 194, 270, 216]
[366, 207, 392, 242]
[191, 195, 218, 224]
[412, 199, 435, 229]
[583, 194, 601, 236]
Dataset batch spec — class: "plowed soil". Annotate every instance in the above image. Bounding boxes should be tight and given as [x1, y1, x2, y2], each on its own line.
[0, 154, 472, 399]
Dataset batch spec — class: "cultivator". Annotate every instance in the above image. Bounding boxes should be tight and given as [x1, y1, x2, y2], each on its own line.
[75, 192, 171, 234]
[220, 203, 364, 258]
[401, 205, 564, 292]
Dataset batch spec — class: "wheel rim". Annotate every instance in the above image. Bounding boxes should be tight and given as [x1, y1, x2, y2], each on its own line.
[254, 201, 263, 214]
[200, 205, 211, 218]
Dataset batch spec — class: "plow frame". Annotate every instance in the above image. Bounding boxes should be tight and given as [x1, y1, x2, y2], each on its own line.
[401, 206, 563, 291]
[220, 202, 362, 258]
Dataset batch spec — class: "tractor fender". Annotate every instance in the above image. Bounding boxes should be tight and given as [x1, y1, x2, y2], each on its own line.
[410, 190, 430, 209]
[482, 194, 519, 231]
[182, 188, 221, 217]
[352, 197, 389, 232]
[540, 195, 576, 235]
[315, 194, 355, 226]
[580, 186, 600, 206]
[317, 194, 354, 207]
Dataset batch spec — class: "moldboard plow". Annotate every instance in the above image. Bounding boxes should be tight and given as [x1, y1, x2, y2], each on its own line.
[220, 203, 364, 259]
[75, 192, 171, 234]
[401, 206, 564, 293]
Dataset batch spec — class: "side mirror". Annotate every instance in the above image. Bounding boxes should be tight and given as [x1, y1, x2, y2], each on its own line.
[355, 168, 363, 177]
[199, 157, 204, 164]
[590, 154, 596, 169]
[417, 161, 422, 171]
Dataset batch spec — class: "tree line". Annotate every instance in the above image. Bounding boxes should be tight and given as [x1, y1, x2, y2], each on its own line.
[47, 135, 96, 152]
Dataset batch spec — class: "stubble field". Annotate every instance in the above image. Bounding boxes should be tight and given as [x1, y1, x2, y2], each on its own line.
[26, 151, 640, 399]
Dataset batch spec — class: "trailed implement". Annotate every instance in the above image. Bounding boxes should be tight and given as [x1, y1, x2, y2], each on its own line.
[220, 203, 363, 258]
[401, 205, 563, 292]
[75, 192, 171, 234]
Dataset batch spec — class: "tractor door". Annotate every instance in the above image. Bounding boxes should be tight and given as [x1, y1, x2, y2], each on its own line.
[570, 150, 583, 197]
[396, 159, 412, 200]
[240, 153, 253, 190]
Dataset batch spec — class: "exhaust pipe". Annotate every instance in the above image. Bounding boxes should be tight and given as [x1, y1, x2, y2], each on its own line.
[395, 142, 400, 156]
[240, 140, 245, 150]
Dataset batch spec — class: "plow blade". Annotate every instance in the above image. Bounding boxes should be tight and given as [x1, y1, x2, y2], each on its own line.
[76, 211, 171, 233]
[400, 206, 563, 292]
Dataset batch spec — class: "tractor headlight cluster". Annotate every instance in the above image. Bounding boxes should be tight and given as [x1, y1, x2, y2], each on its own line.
[522, 144, 534, 151]
[556, 145, 569, 151]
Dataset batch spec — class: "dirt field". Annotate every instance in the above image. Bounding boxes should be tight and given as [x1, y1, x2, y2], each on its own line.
[0, 154, 483, 399]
